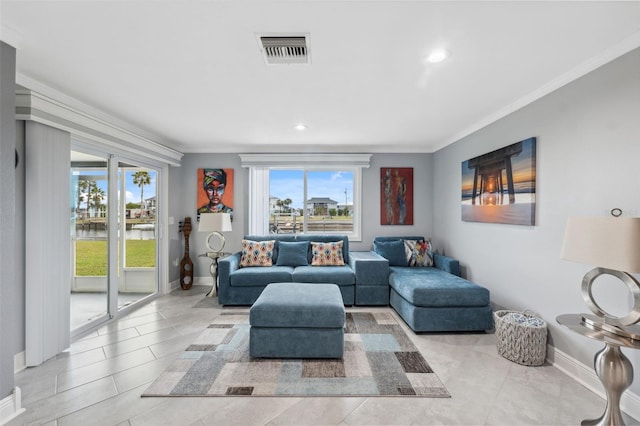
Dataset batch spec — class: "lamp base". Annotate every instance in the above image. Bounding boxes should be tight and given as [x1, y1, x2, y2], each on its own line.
[580, 268, 640, 342]
[206, 231, 226, 253]
[582, 343, 633, 426]
[582, 313, 640, 341]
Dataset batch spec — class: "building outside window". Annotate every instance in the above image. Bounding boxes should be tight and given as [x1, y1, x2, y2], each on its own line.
[242, 153, 370, 241]
[269, 170, 354, 235]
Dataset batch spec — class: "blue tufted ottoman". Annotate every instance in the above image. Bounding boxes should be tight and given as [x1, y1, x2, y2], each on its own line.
[249, 282, 345, 358]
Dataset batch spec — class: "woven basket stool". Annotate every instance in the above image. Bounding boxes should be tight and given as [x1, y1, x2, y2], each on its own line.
[494, 310, 548, 366]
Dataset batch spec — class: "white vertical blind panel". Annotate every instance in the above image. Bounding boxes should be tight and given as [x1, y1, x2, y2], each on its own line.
[247, 167, 269, 235]
[25, 121, 71, 366]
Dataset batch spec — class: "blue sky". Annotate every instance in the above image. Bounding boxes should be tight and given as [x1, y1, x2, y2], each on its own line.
[74, 169, 156, 207]
[270, 170, 354, 209]
[125, 170, 157, 204]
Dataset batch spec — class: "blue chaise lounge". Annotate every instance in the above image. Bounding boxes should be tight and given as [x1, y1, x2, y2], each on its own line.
[373, 236, 494, 332]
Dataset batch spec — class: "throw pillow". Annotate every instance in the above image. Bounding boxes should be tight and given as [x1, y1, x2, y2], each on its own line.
[311, 241, 345, 266]
[373, 239, 407, 266]
[275, 241, 309, 266]
[240, 239, 276, 267]
[404, 239, 434, 267]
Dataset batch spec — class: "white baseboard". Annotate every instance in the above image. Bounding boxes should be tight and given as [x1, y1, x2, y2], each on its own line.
[168, 277, 212, 293]
[0, 387, 26, 425]
[550, 345, 640, 421]
[168, 278, 180, 293]
[194, 277, 214, 288]
[13, 351, 25, 374]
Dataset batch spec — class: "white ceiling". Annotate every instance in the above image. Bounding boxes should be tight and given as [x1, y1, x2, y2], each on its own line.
[2, 1, 640, 154]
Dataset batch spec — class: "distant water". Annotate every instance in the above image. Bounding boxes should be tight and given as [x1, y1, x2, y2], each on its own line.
[461, 193, 534, 205]
[75, 229, 156, 240]
[461, 202, 535, 226]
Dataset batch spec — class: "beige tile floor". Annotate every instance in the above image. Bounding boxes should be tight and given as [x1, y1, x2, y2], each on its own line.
[8, 286, 640, 426]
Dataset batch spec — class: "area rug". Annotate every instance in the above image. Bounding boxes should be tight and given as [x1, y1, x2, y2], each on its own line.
[142, 311, 450, 397]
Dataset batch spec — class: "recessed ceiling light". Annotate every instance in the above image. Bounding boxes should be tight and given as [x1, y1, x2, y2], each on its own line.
[295, 124, 308, 131]
[426, 49, 450, 64]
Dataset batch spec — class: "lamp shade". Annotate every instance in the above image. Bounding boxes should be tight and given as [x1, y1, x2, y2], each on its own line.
[198, 212, 232, 233]
[561, 216, 640, 273]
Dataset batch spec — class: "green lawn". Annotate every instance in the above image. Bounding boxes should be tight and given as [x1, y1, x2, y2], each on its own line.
[75, 240, 155, 276]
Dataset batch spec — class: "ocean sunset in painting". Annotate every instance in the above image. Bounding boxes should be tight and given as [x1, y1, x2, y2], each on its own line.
[461, 137, 536, 226]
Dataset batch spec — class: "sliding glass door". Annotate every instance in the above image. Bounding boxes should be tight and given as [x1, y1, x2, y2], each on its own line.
[117, 161, 157, 310]
[71, 151, 110, 331]
[70, 149, 158, 336]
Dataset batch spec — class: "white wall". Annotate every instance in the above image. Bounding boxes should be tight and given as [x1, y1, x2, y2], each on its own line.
[432, 48, 640, 392]
[167, 165, 185, 284]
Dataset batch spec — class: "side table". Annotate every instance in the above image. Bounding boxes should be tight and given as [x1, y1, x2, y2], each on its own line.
[199, 252, 230, 298]
[557, 313, 640, 426]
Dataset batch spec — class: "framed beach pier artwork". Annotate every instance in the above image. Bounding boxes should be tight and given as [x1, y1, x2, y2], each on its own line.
[461, 137, 536, 226]
[380, 167, 414, 225]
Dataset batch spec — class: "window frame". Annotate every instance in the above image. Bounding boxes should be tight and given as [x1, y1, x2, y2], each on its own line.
[241, 154, 371, 241]
[271, 166, 360, 238]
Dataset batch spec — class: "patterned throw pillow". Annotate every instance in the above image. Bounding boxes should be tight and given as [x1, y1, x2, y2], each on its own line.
[311, 241, 345, 266]
[240, 239, 276, 267]
[404, 239, 434, 267]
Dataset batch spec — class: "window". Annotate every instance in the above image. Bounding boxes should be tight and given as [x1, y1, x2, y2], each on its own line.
[270, 169, 355, 235]
[241, 154, 370, 241]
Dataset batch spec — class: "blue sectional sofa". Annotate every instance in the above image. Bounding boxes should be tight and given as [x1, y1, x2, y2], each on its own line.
[217, 233, 493, 333]
[218, 235, 358, 305]
[373, 236, 493, 332]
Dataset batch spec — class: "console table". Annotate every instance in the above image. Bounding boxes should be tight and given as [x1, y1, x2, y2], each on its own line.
[199, 252, 230, 298]
[557, 313, 640, 426]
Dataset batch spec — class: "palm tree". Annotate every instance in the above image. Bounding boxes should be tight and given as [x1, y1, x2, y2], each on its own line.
[77, 179, 89, 216]
[283, 198, 292, 213]
[132, 170, 151, 217]
[88, 182, 105, 217]
[276, 198, 293, 213]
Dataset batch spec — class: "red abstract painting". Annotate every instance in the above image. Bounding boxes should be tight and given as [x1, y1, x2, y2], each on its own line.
[380, 167, 413, 225]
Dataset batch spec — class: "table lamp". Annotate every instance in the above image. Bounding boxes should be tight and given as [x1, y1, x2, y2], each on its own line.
[198, 212, 232, 254]
[561, 216, 640, 339]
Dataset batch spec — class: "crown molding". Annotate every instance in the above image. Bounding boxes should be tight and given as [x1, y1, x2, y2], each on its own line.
[435, 30, 640, 152]
[0, 24, 22, 49]
[15, 75, 183, 166]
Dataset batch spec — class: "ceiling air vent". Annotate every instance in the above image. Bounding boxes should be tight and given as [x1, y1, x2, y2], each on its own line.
[259, 36, 310, 65]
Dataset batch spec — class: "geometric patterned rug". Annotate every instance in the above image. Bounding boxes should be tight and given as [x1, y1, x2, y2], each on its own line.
[142, 311, 450, 397]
